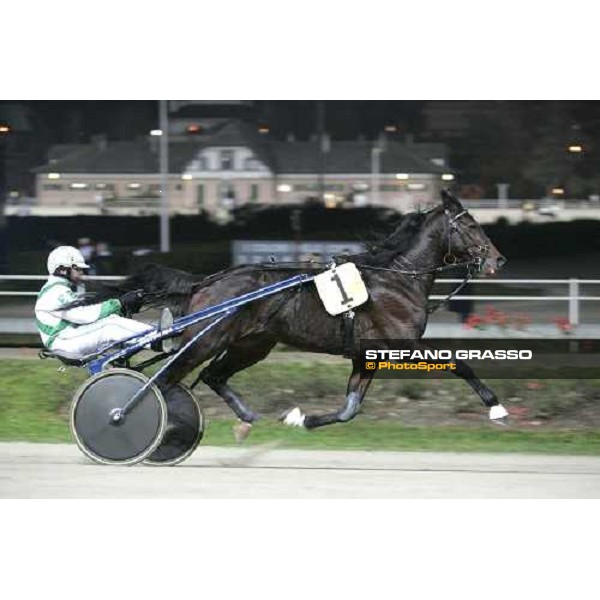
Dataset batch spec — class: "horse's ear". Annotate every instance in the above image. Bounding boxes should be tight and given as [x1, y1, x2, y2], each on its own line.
[440, 188, 462, 209]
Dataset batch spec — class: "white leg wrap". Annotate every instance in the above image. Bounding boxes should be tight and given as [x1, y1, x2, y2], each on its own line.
[283, 407, 306, 427]
[489, 404, 509, 421]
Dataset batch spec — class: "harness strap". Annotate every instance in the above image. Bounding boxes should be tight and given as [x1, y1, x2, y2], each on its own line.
[341, 310, 355, 358]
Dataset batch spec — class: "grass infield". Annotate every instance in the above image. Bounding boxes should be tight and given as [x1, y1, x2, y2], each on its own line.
[1, 358, 599, 455]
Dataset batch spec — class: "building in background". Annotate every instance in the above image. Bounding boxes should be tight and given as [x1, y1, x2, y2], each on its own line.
[23, 110, 451, 218]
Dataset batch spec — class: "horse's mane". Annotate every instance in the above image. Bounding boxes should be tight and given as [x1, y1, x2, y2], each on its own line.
[342, 210, 428, 267]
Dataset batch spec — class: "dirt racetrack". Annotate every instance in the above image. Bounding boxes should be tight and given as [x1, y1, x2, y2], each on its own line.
[1, 442, 600, 498]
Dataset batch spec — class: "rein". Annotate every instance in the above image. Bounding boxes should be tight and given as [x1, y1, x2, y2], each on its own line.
[425, 266, 475, 315]
[358, 260, 478, 315]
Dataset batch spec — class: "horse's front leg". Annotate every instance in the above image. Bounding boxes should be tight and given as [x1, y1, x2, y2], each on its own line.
[449, 357, 508, 424]
[409, 340, 508, 424]
[282, 359, 375, 429]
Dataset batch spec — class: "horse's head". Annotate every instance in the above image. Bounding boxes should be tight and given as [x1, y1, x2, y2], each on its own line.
[435, 189, 506, 275]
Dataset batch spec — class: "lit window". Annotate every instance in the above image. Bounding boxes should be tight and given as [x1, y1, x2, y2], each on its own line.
[395, 173, 409, 180]
[441, 174, 455, 181]
[277, 184, 292, 193]
[181, 174, 193, 180]
[94, 183, 115, 191]
[69, 183, 89, 190]
[324, 194, 338, 208]
[48, 173, 61, 180]
[407, 183, 427, 191]
[127, 183, 142, 190]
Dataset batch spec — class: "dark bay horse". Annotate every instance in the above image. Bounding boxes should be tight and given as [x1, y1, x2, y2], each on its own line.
[89, 190, 508, 432]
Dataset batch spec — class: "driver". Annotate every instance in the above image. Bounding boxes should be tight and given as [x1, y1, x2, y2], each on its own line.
[35, 246, 153, 357]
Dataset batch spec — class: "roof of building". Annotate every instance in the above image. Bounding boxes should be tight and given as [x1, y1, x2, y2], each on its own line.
[407, 141, 449, 163]
[34, 139, 199, 174]
[33, 120, 450, 176]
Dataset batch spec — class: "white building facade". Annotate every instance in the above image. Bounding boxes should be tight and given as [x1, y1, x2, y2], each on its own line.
[25, 120, 452, 217]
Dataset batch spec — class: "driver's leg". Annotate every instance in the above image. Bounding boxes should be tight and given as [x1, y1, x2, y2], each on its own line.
[52, 316, 152, 357]
[95, 315, 153, 348]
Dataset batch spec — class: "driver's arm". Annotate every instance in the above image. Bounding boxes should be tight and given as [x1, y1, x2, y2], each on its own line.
[44, 287, 122, 325]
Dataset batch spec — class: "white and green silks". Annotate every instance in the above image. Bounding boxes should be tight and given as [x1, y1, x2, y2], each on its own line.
[35, 276, 152, 357]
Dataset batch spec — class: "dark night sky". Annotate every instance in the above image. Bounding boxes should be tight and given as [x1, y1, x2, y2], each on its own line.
[5, 100, 600, 145]
[13, 100, 425, 143]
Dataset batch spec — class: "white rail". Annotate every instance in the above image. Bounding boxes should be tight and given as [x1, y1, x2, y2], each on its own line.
[0, 275, 124, 297]
[1, 276, 599, 326]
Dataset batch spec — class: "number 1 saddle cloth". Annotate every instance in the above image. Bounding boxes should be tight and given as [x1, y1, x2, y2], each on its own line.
[313, 262, 369, 316]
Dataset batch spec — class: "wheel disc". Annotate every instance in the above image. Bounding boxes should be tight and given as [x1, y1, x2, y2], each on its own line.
[144, 383, 204, 466]
[71, 369, 167, 466]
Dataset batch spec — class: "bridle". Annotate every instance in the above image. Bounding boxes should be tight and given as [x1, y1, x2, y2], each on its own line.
[443, 209, 490, 269]
[359, 208, 491, 314]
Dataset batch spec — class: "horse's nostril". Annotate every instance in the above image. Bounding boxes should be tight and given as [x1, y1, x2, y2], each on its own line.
[497, 256, 507, 269]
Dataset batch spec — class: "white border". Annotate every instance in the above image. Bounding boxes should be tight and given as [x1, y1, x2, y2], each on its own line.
[2, 2, 598, 598]
[1, 501, 597, 600]
[3, 2, 600, 99]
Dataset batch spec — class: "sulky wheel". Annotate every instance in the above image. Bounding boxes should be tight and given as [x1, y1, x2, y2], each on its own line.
[70, 368, 167, 466]
[144, 383, 205, 466]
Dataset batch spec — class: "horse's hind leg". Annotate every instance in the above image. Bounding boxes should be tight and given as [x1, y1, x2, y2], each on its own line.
[283, 359, 375, 429]
[195, 334, 277, 426]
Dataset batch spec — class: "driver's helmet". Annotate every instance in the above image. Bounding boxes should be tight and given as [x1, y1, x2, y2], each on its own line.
[47, 246, 90, 275]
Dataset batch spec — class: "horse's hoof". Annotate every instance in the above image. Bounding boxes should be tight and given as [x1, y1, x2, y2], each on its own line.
[233, 421, 253, 443]
[489, 404, 509, 426]
[281, 407, 306, 427]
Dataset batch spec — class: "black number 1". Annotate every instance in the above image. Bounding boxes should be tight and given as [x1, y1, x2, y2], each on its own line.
[331, 273, 353, 305]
